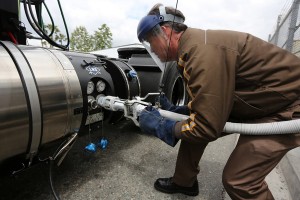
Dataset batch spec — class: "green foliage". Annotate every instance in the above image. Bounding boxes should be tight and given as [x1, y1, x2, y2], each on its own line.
[41, 23, 113, 52]
[70, 24, 113, 52]
[41, 24, 66, 48]
[70, 26, 93, 52]
[92, 24, 113, 50]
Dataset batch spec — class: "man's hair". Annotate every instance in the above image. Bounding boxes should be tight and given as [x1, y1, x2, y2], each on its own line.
[147, 3, 188, 33]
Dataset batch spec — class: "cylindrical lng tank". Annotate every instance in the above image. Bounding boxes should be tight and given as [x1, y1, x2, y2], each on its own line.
[0, 41, 83, 162]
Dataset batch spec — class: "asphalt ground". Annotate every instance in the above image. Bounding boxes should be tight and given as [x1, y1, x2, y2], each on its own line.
[0, 119, 292, 200]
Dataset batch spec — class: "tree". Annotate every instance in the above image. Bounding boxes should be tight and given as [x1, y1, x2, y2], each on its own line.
[70, 24, 113, 52]
[57, 33, 66, 45]
[70, 26, 93, 52]
[92, 24, 112, 50]
[40, 24, 113, 52]
[41, 24, 66, 48]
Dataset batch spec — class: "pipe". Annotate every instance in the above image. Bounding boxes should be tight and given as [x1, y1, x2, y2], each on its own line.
[97, 95, 300, 135]
[223, 120, 300, 135]
[157, 109, 189, 121]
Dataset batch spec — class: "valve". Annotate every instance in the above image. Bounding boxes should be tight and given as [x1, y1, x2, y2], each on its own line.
[98, 138, 108, 150]
[85, 143, 97, 153]
[127, 70, 137, 81]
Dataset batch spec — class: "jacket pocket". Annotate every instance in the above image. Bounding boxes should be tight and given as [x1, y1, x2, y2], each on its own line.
[231, 87, 293, 120]
[230, 94, 265, 119]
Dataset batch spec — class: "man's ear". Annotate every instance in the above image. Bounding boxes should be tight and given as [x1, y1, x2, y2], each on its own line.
[160, 26, 170, 40]
[161, 25, 167, 31]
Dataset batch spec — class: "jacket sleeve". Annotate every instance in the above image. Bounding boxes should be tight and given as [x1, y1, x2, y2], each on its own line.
[174, 44, 238, 143]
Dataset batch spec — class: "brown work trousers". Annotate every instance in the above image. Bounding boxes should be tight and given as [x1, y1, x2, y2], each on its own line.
[173, 105, 300, 200]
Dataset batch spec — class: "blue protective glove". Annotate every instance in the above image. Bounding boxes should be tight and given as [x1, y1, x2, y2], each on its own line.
[156, 94, 173, 110]
[139, 106, 179, 147]
[156, 94, 189, 115]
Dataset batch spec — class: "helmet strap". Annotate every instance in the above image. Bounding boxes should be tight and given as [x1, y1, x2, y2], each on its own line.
[158, 5, 184, 24]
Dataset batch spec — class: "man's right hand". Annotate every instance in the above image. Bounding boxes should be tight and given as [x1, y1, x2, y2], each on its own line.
[156, 94, 190, 115]
[156, 94, 173, 110]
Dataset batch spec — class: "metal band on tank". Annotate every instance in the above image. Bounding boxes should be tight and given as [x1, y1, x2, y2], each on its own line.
[110, 60, 131, 99]
[0, 41, 42, 159]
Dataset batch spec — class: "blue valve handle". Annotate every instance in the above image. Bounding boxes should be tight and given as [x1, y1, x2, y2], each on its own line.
[84, 139, 108, 153]
[85, 143, 97, 153]
[128, 70, 137, 79]
[98, 138, 108, 150]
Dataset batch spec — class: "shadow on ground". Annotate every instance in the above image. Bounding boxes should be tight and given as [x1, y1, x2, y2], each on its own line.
[0, 120, 236, 200]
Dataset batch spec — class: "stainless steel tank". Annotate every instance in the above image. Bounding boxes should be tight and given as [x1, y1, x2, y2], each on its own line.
[0, 41, 82, 162]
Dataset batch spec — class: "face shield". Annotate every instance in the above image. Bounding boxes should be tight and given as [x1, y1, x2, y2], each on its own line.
[137, 15, 167, 72]
[137, 5, 185, 85]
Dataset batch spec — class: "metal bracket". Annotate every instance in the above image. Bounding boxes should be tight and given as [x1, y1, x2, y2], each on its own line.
[122, 100, 151, 126]
[134, 92, 160, 101]
[52, 132, 78, 166]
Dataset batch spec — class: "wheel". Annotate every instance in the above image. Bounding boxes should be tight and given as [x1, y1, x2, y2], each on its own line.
[162, 62, 188, 106]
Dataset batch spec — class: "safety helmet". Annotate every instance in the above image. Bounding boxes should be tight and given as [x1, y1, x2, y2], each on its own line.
[137, 5, 184, 42]
[137, 5, 185, 74]
[137, 15, 162, 42]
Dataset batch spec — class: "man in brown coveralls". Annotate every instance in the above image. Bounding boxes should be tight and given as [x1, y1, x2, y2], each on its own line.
[137, 3, 300, 199]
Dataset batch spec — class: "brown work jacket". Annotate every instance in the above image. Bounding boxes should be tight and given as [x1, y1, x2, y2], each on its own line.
[174, 28, 300, 143]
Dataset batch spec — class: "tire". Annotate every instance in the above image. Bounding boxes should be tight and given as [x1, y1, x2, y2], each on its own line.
[162, 62, 188, 106]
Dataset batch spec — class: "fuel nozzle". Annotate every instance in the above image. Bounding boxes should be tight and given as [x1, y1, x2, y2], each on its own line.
[88, 98, 98, 109]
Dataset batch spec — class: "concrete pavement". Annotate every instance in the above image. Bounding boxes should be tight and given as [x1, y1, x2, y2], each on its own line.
[0, 119, 297, 199]
[0, 120, 235, 199]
